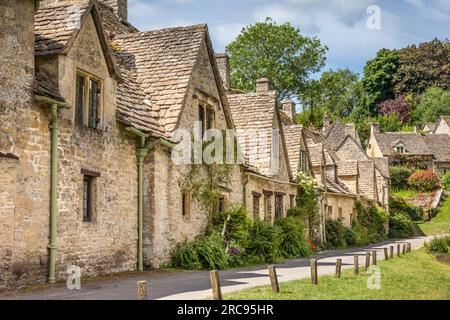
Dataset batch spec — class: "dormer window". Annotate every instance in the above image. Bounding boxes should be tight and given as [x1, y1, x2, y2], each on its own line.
[299, 150, 308, 173]
[394, 143, 406, 154]
[75, 71, 102, 130]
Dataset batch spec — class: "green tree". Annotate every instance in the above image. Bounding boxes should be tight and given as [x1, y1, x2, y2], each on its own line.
[359, 49, 399, 115]
[318, 69, 360, 118]
[412, 87, 450, 125]
[378, 113, 403, 133]
[226, 18, 327, 101]
[395, 39, 450, 96]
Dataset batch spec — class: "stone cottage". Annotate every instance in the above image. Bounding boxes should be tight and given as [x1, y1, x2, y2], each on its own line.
[220, 73, 298, 223]
[423, 116, 450, 136]
[367, 123, 450, 176]
[0, 0, 248, 290]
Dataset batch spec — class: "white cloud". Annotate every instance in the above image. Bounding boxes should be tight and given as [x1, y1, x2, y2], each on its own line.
[128, 0, 160, 17]
[212, 23, 245, 48]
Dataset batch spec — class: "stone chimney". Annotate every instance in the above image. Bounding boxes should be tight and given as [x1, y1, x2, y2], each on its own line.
[215, 53, 230, 88]
[371, 123, 381, 135]
[102, 0, 128, 21]
[322, 113, 331, 133]
[256, 78, 273, 93]
[345, 123, 357, 139]
[281, 100, 296, 121]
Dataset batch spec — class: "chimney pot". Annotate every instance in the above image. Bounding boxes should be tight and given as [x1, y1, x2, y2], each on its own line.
[256, 78, 273, 92]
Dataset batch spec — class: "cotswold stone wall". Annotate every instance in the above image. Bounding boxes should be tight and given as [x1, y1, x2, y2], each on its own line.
[245, 174, 297, 224]
[325, 194, 356, 227]
[0, 7, 139, 290]
[143, 38, 244, 268]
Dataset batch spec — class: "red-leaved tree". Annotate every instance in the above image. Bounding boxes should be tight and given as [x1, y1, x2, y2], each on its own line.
[378, 96, 411, 123]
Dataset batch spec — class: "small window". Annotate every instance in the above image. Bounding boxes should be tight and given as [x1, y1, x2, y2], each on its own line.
[395, 145, 406, 154]
[198, 105, 205, 135]
[198, 105, 215, 137]
[338, 207, 343, 219]
[75, 71, 102, 129]
[82, 175, 93, 222]
[252, 193, 261, 220]
[327, 205, 333, 219]
[216, 195, 225, 213]
[75, 74, 85, 125]
[263, 195, 271, 222]
[182, 193, 191, 217]
[88, 78, 101, 129]
[275, 194, 283, 219]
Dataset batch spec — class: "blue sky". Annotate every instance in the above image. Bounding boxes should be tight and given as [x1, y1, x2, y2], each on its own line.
[128, 0, 450, 77]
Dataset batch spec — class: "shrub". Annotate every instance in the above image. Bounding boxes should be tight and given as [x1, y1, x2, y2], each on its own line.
[426, 236, 449, 254]
[171, 232, 228, 270]
[275, 217, 312, 259]
[388, 213, 415, 238]
[389, 196, 423, 221]
[389, 166, 413, 190]
[441, 171, 450, 191]
[344, 227, 357, 246]
[325, 219, 347, 249]
[244, 219, 281, 264]
[213, 206, 250, 244]
[408, 170, 439, 191]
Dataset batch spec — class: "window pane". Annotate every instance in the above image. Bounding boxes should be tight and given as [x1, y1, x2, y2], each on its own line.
[83, 176, 91, 221]
[89, 79, 100, 129]
[198, 105, 205, 135]
[75, 75, 84, 125]
[206, 108, 214, 130]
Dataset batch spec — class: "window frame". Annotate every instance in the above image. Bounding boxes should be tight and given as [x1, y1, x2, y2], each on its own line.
[274, 194, 284, 219]
[182, 192, 191, 219]
[74, 69, 103, 130]
[252, 192, 262, 220]
[82, 175, 93, 222]
[198, 104, 216, 137]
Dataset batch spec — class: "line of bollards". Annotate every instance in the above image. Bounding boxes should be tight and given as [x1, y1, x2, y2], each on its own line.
[169, 241, 415, 300]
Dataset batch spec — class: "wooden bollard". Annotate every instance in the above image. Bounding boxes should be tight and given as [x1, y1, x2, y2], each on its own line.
[268, 266, 280, 293]
[397, 244, 401, 257]
[407, 243, 412, 253]
[210, 270, 222, 300]
[365, 252, 371, 271]
[402, 244, 406, 255]
[390, 246, 394, 259]
[372, 251, 377, 265]
[354, 256, 359, 275]
[384, 248, 389, 261]
[335, 259, 342, 278]
[310, 259, 318, 285]
[137, 281, 148, 300]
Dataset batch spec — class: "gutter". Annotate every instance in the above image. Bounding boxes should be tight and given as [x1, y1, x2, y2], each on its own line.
[125, 127, 175, 272]
[35, 95, 70, 284]
[245, 171, 298, 187]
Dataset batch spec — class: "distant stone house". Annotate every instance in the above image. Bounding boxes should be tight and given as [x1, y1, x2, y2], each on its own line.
[219, 72, 298, 223]
[367, 123, 450, 176]
[423, 116, 450, 136]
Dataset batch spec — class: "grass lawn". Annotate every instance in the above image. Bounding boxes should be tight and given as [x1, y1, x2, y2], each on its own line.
[418, 196, 450, 236]
[392, 189, 420, 198]
[225, 250, 450, 300]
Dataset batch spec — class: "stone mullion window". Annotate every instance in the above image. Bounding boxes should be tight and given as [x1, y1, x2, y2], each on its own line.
[274, 193, 284, 219]
[75, 70, 103, 130]
[252, 192, 261, 220]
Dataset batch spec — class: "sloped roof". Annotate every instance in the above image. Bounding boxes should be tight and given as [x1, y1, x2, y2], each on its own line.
[374, 157, 390, 178]
[442, 116, 450, 126]
[112, 24, 207, 134]
[34, 67, 65, 102]
[227, 90, 278, 176]
[373, 132, 434, 156]
[336, 160, 358, 176]
[326, 177, 354, 196]
[97, 1, 138, 40]
[424, 122, 438, 133]
[35, 1, 120, 79]
[283, 124, 304, 177]
[423, 134, 450, 162]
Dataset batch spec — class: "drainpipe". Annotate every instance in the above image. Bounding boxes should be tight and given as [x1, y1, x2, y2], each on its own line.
[35, 95, 70, 284]
[125, 127, 175, 272]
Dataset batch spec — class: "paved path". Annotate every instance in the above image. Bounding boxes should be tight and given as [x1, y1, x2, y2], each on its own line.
[0, 236, 431, 300]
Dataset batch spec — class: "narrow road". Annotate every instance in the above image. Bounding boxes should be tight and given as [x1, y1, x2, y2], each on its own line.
[0, 236, 431, 300]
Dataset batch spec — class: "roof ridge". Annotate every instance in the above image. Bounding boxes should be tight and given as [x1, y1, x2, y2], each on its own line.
[116, 23, 207, 39]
